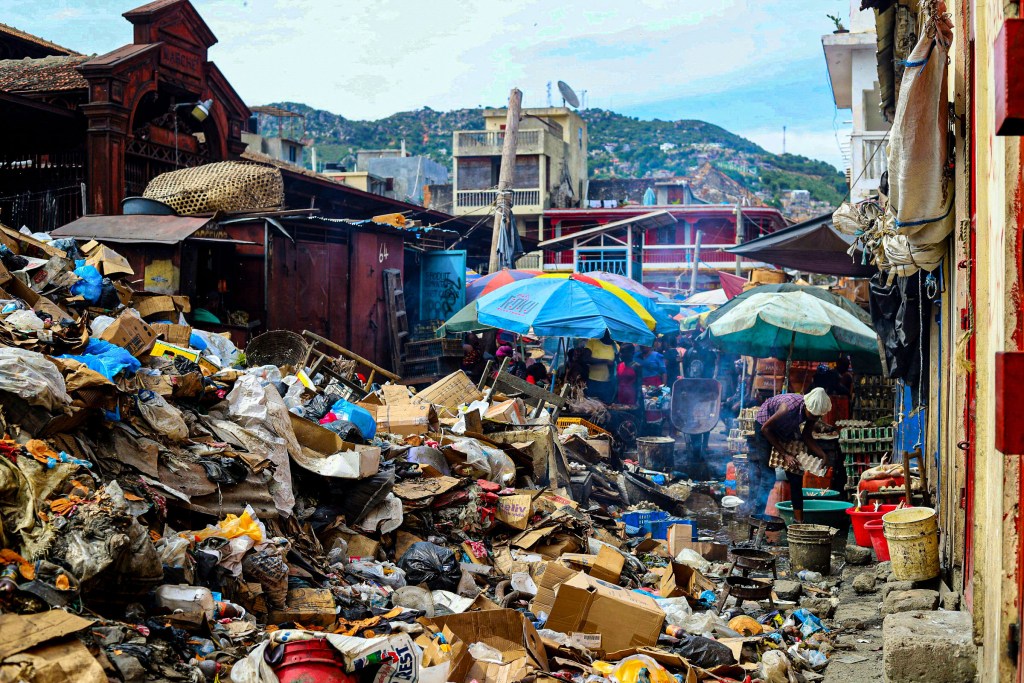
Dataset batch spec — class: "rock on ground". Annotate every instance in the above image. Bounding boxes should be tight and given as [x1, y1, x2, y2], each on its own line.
[852, 573, 877, 594]
[846, 544, 873, 565]
[882, 610, 976, 682]
[881, 589, 939, 616]
[799, 596, 838, 618]
[874, 561, 893, 580]
[773, 579, 801, 601]
[881, 581, 914, 599]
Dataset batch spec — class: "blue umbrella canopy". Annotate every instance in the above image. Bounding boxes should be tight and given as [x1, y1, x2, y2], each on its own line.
[474, 277, 656, 344]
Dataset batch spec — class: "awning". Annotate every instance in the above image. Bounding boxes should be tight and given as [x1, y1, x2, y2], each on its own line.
[723, 213, 877, 277]
[52, 215, 214, 244]
[538, 210, 677, 248]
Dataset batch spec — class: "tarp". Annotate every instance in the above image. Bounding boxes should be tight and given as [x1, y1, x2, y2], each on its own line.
[717, 271, 748, 299]
[723, 213, 877, 277]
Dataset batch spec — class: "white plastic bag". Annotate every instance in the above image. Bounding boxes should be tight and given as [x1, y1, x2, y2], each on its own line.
[674, 548, 711, 574]
[0, 348, 72, 411]
[137, 390, 189, 440]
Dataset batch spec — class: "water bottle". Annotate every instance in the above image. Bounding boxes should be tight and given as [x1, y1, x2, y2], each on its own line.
[797, 569, 824, 583]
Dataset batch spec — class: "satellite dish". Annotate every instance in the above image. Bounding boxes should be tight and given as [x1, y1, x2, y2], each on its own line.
[557, 81, 580, 108]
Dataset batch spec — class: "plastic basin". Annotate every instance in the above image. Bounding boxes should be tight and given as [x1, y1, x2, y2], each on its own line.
[865, 519, 890, 561]
[802, 488, 841, 500]
[776, 500, 854, 537]
[846, 504, 900, 548]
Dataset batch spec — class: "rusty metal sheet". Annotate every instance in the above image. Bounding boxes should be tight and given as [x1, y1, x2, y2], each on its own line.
[52, 215, 212, 244]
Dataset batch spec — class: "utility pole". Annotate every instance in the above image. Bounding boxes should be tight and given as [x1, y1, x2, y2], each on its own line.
[488, 87, 523, 274]
[734, 203, 743, 277]
[689, 230, 703, 295]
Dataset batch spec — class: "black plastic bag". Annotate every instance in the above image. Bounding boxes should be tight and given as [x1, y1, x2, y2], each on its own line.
[323, 418, 365, 443]
[397, 542, 462, 591]
[672, 634, 736, 668]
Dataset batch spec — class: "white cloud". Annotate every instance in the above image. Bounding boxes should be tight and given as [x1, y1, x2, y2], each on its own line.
[738, 126, 852, 171]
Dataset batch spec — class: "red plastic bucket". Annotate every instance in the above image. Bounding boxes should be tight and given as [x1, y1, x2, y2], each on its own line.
[864, 519, 890, 561]
[273, 639, 355, 683]
[847, 504, 900, 548]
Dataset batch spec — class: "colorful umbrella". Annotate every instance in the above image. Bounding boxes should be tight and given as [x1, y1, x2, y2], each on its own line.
[704, 290, 882, 372]
[582, 271, 661, 299]
[682, 288, 729, 307]
[434, 301, 492, 336]
[538, 273, 669, 333]
[466, 268, 542, 303]
[474, 277, 656, 344]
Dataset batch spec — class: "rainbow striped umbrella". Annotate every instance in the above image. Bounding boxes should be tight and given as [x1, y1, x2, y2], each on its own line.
[466, 268, 543, 303]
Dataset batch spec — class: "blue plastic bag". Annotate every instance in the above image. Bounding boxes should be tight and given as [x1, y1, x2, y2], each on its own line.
[70, 265, 103, 303]
[327, 397, 376, 440]
[59, 338, 141, 380]
[189, 333, 208, 351]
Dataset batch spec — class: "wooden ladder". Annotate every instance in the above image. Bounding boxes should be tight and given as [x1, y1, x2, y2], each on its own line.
[383, 269, 408, 376]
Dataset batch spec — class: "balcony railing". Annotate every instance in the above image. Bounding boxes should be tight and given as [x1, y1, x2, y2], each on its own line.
[543, 243, 767, 269]
[454, 129, 545, 156]
[857, 134, 888, 181]
[455, 188, 541, 209]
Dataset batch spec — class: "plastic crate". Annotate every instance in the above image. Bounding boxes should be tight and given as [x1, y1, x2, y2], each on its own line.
[647, 517, 685, 540]
[621, 510, 667, 530]
[556, 417, 612, 438]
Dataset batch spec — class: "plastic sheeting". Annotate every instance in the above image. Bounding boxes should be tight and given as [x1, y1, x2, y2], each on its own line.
[0, 348, 72, 411]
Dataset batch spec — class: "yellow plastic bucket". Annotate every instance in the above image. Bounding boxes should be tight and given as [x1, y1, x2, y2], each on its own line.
[882, 507, 939, 581]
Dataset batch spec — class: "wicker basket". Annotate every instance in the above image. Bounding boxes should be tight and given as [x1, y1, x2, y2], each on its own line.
[245, 330, 309, 368]
[143, 161, 284, 215]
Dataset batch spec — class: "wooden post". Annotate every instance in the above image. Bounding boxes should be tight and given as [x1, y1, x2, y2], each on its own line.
[488, 88, 523, 274]
[734, 203, 743, 277]
[689, 230, 703, 295]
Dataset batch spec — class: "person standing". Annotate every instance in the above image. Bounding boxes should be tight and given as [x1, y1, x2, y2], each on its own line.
[748, 387, 833, 521]
[616, 344, 641, 406]
[585, 331, 617, 403]
[638, 344, 666, 387]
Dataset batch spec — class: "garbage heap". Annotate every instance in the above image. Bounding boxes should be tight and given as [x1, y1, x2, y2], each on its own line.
[0, 227, 837, 683]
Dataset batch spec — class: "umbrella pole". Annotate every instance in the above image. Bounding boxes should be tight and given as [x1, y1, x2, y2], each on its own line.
[783, 334, 795, 393]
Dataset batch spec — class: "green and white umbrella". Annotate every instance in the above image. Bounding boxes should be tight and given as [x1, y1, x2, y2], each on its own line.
[704, 290, 883, 373]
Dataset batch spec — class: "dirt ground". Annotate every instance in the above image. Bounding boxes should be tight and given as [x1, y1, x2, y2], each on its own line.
[822, 563, 885, 682]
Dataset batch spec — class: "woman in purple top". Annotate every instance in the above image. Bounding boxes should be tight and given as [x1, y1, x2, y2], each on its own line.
[748, 388, 832, 522]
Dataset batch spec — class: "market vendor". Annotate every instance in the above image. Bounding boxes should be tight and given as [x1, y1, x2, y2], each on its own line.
[584, 332, 618, 403]
[748, 387, 833, 522]
[638, 344, 666, 387]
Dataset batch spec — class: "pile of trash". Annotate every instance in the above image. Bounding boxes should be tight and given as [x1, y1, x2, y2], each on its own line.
[0, 225, 841, 683]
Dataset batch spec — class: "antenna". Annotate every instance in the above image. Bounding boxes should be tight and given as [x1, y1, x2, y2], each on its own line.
[783, 125, 787, 155]
[546, 81, 552, 107]
[557, 81, 580, 108]
[581, 90, 588, 109]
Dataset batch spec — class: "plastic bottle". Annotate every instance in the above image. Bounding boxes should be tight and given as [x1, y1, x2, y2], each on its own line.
[155, 584, 215, 619]
[0, 564, 18, 594]
[725, 462, 737, 495]
[797, 570, 824, 583]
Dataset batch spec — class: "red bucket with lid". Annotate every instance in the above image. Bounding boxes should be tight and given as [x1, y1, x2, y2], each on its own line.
[272, 639, 355, 683]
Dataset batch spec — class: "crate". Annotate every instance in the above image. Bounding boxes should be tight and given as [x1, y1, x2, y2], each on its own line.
[412, 370, 482, 410]
[621, 510, 667, 531]
[556, 417, 612, 438]
[647, 517, 686, 540]
[405, 338, 463, 362]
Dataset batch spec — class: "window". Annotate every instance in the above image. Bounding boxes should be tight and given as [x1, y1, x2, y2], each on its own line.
[288, 145, 297, 163]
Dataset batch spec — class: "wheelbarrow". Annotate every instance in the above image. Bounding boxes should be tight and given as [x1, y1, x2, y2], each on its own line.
[670, 378, 722, 480]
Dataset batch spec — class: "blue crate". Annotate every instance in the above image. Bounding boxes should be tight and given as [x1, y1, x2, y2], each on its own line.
[621, 510, 668, 529]
[647, 517, 685, 540]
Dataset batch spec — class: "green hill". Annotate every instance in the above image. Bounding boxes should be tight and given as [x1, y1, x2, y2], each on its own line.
[261, 102, 847, 208]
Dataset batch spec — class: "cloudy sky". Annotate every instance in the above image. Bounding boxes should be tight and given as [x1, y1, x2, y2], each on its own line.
[8, 0, 854, 168]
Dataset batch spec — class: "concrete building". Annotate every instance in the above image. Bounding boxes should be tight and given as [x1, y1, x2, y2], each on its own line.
[822, 0, 891, 202]
[363, 155, 448, 206]
[243, 105, 306, 168]
[452, 106, 588, 241]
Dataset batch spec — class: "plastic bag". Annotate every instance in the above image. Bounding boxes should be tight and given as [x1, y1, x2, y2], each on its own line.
[90, 315, 116, 338]
[450, 438, 516, 485]
[608, 654, 675, 683]
[136, 390, 189, 440]
[676, 611, 728, 637]
[61, 338, 141, 380]
[654, 596, 693, 626]
[398, 542, 462, 591]
[468, 642, 504, 664]
[671, 634, 736, 669]
[760, 650, 798, 683]
[674, 548, 711, 574]
[70, 264, 103, 303]
[346, 559, 407, 588]
[5, 309, 44, 332]
[0, 347, 72, 411]
[242, 544, 289, 608]
[193, 329, 241, 367]
[327, 397, 376, 440]
[191, 507, 265, 544]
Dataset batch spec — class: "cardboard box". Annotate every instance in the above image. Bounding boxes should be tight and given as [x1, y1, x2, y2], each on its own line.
[373, 403, 439, 436]
[529, 563, 579, 617]
[150, 340, 200, 363]
[484, 398, 526, 425]
[100, 310, 157, 357]
[545, 572, 665, 653]
[267, 587, 336, 628]
[288, 413, 381, 479]
[133, 294, 178, 320]
[585, 437, 612, 460]
[429, 609, 548, 683]
[559, 546, 625, 584]
[667, 524, 729, 561]
[150, 322, 192, 346]
[659, 561, 716, 602]
[495, 493, 532, 530]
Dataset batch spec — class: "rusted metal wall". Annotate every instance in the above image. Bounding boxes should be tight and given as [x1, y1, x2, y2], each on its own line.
[347, 230, 404, 369]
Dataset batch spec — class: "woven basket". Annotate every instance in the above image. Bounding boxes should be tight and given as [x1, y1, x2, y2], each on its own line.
[245, 330, 309, 369]
[143, 161, 284, 215]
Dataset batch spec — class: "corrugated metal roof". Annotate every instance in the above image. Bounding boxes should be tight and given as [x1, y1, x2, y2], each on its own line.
[52, 214, 213, 244]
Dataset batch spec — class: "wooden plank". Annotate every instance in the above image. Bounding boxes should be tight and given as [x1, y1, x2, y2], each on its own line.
[301, 330, 400, 381]
[493, 371, 567, 408]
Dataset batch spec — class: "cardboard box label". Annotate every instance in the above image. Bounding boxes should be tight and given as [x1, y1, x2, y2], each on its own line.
[569, 633, 602, 650]
[496, 493, 532, 530]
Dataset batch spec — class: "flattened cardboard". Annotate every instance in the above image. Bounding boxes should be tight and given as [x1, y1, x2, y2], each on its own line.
[393, 476, 462, 501]
[100, 310, 157, 357]
[560, 546, 625, 584]
[0, 610, 94, 660]
[545, 572, 665, 653]
[288, 413, 380, 479]
[366, 403, 439, 436]
[659, 561, 715, 602]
